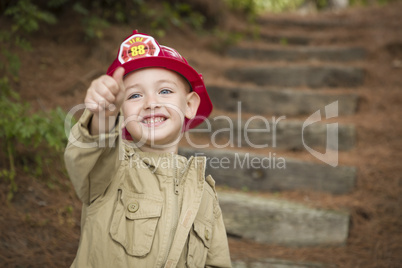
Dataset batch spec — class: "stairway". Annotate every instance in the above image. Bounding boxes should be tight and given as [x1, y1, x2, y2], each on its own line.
[180, 12, 365, 268]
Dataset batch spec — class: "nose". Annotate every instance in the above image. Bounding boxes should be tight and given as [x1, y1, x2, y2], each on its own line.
[144, 94, 161, 111]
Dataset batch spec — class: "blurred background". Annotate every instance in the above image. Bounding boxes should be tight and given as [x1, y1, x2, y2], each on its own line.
[0, 0, 401, 267]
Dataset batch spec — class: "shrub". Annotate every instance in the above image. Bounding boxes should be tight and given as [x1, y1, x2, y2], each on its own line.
[1, 0, 68, 202]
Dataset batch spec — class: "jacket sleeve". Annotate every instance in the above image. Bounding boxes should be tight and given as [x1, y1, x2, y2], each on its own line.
[205, 176, 232, 268]
[64, 109, 121, 205]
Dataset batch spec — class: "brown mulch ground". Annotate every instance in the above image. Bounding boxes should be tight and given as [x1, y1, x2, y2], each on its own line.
[1, 2, 402, 267]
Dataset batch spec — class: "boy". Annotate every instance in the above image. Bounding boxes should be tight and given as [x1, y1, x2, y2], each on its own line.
[64, 30, 232, 267]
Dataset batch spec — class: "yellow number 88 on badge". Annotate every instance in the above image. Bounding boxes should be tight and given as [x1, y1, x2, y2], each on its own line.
[131, 45, 146, 57]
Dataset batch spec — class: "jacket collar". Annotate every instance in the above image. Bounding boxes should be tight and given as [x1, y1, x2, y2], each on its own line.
[123, 143, 206, 181]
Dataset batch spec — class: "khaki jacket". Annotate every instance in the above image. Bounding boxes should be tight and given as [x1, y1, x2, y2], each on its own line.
[64, 110, 231, 268]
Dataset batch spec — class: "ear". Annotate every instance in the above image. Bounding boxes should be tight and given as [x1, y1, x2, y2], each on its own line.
[185, 91, 200, 119]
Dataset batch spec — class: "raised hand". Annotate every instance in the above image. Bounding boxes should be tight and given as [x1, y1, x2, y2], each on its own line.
[84, 67, 126, 134]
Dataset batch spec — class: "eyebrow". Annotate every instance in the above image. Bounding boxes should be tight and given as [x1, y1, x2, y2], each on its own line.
[156, 79, 179, 87]
[125, 79, 180, 92]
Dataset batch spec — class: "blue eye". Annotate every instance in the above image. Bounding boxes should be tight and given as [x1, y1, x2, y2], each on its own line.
[128, 93, 141, 99]
[160, 89, 172, 95]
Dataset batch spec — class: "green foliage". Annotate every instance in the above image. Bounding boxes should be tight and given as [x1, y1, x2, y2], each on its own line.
[225, 0, 304, 17]
[49, 0, 207, 39]
[82, 15, 110, 39]
[146, 2, 206, 37]
[0, 48, 21, 80]
[3, 0, 211, 40]
[350, 0, 401, 6]
[5, 0, 57, 33]
[162, 2, 205, 31]
[47, 0, 69, 8]
[225, 0, 259, 21]
[1, 0, 68, 202]
[313, 0, 330, 9]
[0, 77, 68, 201]
[268, 0, 305, 12]
[209, 29, 244, 53]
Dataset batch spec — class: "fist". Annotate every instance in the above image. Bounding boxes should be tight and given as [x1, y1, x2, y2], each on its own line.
[84, 67, 126, 115]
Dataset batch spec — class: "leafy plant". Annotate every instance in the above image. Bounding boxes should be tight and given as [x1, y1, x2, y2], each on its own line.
[146, 2, 206, 36]
[350, 0, 401, 6]
[0, 77, 68, 201]
[1, 0, 68, 202]
[4, 0, 57, 33]
[224, 0, 259, 21]
[209, 29, 244, 53]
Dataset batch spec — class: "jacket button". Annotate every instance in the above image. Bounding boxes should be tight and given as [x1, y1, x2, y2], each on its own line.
[204, 228, 210, 241]
[127, 201, 139, 213]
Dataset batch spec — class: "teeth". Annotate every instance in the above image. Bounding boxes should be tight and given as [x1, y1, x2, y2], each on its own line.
[142, 117, 165, 124]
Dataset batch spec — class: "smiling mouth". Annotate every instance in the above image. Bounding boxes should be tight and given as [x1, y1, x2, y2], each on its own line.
[141, 116, 167, 126]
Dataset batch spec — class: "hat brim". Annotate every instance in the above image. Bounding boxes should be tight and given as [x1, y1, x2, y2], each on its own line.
[107, 56, 212, 131]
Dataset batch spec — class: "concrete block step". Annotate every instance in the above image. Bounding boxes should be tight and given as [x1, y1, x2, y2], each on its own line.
[220, 191, 349, 246]
[207, 85, 359, 116]
[227, 47, 366, 62]
[190, 116, 355, 151]
[179, 148, 356, 194]
[225, 66, 365, 88]
[233, 258, 337, 268]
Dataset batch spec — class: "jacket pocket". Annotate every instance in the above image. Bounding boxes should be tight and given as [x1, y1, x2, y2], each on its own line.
[187, 219, 212, 267]
[110, 189, 163, 257]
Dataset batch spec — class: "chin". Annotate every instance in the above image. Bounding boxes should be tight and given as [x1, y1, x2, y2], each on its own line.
[146, 132, 182, 148]
[127, 125, 182, 148]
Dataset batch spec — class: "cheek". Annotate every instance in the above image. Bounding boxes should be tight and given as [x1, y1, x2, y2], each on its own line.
[167, 104, 186, 120]
[169, 97, 188, 114]
[122, 103, 141, 125]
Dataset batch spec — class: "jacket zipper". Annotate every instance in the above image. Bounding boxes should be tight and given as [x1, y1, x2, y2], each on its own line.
[170, 155, 179, 245]
[162, 155, 192, 266]
[162, 155, 180, 266]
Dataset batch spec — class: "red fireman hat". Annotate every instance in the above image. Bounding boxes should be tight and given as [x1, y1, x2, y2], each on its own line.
[106, 30, 212, 131]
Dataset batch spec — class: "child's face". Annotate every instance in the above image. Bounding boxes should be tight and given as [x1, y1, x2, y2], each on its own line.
[122, 67, 199, 152]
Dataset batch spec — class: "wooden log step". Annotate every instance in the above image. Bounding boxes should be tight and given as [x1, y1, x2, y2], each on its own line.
[232, 258, 337, 268]
[207, 85, 359, 116]
[257, 17, 351, 29]
[190, 116, 355, 151]
[259, 33, 312, 45]
[220, 191, 350, 246]
[225, 66, 365, 88]
[179, 148, 356, 194]
[227, 47, 366, 62]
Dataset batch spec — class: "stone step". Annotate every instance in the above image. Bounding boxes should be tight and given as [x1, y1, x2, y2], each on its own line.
[178, 148, 356, 194]
[225, 66, 365, 88]
[227, 46, 366, 62]
[190, 116, 355, 151]
[220, 192, 349, 246]
[207, 85, 359, 116]
[232, 258, 337, 268]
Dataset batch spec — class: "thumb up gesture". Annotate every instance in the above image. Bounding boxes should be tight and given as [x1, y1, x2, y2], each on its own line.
[84, 67, 126, 134]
